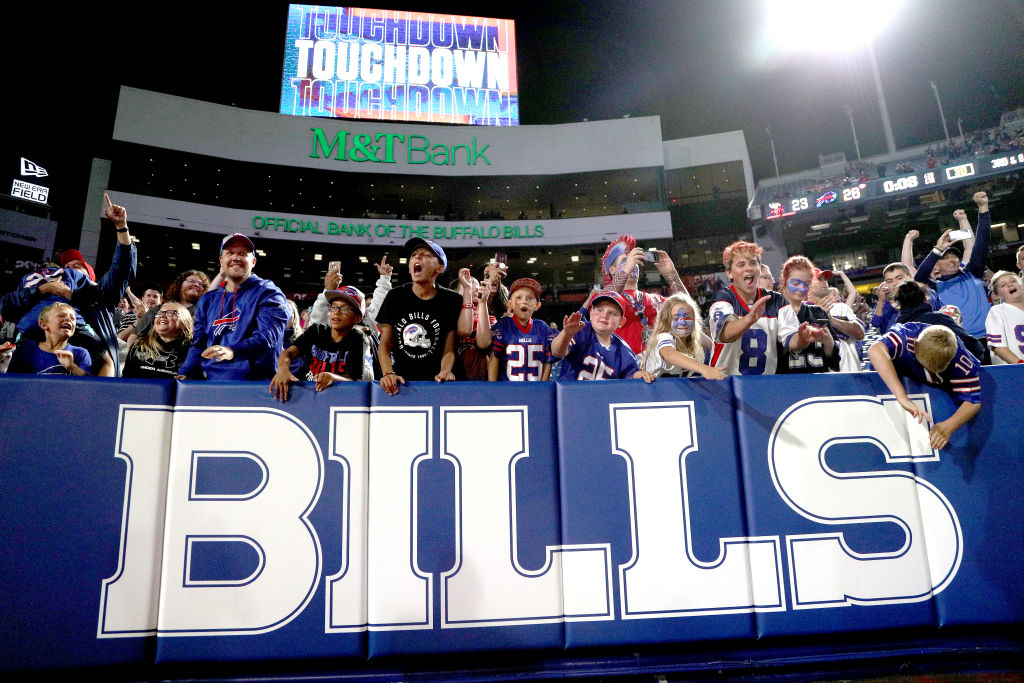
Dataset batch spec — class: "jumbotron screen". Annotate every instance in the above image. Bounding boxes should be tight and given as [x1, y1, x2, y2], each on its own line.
[280, 5, 518, 126]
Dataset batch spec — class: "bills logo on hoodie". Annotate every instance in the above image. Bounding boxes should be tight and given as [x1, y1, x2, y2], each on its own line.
[212, 313, 240, 337]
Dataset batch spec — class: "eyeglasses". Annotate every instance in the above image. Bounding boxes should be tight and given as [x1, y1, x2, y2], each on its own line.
[155, 310, 180, 319]
[183, 278, 205, 286]
[329, 305, 356, 314]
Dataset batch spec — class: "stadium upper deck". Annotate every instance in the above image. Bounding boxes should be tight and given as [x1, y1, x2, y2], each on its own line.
[27, 87, 752, 303]
[749, 109, 1024, 276]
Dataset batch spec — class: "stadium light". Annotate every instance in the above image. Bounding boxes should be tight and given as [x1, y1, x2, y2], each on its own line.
[759, 0, 901, 153]
[760, 0, 900, 53]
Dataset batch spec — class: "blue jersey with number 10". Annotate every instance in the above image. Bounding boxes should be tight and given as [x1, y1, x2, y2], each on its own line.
[491, 317, 556, 381]
[878, 321, 981, 404]
[709, 286, 787, 376]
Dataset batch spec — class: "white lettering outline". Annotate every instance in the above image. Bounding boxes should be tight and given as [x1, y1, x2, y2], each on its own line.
[440, 406, 613, 628]
[769, 395, 962, 610]
[97, 405, 174, 638]
[612, 401, 785, 619]
[325, 407, 369, 633]
[188, 452, 268, 501]
[183, 535, 266, 587]
[157, 407, 324, 636]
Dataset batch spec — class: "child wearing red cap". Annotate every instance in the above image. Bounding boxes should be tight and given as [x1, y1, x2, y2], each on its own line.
[485, 277, 556, 381]
[552, 290, 654, 382]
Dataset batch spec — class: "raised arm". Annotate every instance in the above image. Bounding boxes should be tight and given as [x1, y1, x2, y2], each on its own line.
[914, 230, 950, 284]
[311, 267, 342, 326]
[656, 250, 687, 295]
[836, 270, 859, 308]
[363, 256, 393, 326]
[964, 192, 991, 278]
[97, 194, 137, 305]
[474, 280, 493, 350]
[608, 248, 643, 294]
[901, 230, 919, 271]
[953, 209, 976, 265]
[551, 312, 585, 358]
[457, 269, 476, 337]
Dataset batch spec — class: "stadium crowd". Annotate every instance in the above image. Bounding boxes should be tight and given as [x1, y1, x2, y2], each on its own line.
[758, 118, 1024, 206]
[1, 192, 1021, 449]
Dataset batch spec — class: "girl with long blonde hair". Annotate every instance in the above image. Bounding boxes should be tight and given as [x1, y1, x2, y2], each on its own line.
[123, 301, 193, 378]
[641, 292, 726, 380]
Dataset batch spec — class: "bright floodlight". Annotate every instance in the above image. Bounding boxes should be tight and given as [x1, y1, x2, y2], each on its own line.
[760, 0, 901, 54]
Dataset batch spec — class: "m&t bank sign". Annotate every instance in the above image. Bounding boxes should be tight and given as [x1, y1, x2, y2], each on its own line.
[309, 127, 490, 166]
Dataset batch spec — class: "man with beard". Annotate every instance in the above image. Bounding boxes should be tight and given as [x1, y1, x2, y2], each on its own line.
[126, 270, 211, 347]
[178, 234, 288, 380]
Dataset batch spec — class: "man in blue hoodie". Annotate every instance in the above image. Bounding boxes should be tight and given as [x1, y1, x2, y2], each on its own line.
[178, 233, 288, 380]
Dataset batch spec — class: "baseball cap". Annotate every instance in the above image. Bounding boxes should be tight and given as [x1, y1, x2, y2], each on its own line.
[325, 285, 365, 319]
[509, 277, 542, 298]
[590, 290, 629, 315]
[938, 304, 962, 319]
[940, 243, 964, 260]
[221, 233, 255, 253]
[813, 267, 834, 281]
[59, 249, 97, 282]
[404, 237, 447, 272]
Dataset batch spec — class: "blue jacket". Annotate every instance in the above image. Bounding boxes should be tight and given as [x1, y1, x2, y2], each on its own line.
[180, 274, 289, 380]
[915, 211, 991, 337]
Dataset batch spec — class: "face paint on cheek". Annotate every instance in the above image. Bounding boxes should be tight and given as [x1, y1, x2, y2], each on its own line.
[787, 279, 810, 295]
[672, 313, 694, 336]
[603, 242, 629, 276]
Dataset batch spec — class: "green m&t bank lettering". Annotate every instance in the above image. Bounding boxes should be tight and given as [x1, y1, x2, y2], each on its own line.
[252, 216, 324, 234]
[310, 128, 490, 166]
[249, 214, 544, 243]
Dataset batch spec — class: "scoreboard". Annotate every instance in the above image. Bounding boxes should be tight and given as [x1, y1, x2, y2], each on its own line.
[762, 151, 1024, 221]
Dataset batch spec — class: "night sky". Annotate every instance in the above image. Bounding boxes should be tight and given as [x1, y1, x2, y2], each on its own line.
[6, 0, 1024, 233]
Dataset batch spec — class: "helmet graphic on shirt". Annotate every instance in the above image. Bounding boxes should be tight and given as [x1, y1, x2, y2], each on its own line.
[403, 323, 431, 349]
